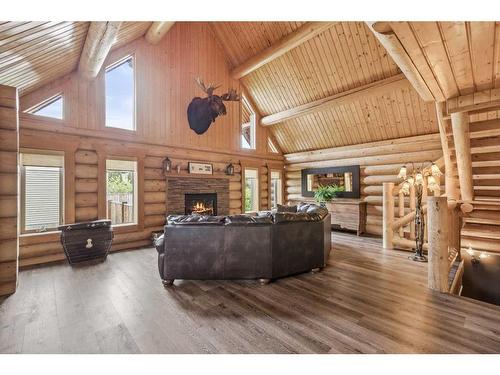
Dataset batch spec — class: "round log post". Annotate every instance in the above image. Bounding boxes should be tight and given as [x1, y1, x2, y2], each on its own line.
[383, 182, 395, 249]
[451, 112, 474, 202]
[427, 196, 450, 292]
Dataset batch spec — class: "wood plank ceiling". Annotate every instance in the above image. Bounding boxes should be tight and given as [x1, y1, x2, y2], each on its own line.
[0, 21, 151, 95]
[388, 22, 500, 101]
[0, 21, 442, 154]
[212, 22, 440, 153]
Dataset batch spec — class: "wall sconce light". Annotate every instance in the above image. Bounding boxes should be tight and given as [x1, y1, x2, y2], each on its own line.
[225, 163, 235, 176]
[162, 157, 172, 175]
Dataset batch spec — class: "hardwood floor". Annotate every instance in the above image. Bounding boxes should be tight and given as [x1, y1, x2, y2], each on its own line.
[1, 232, 499, 353]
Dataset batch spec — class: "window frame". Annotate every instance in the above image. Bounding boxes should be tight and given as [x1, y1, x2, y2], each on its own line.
[105, 158, 139, 227]
[104, 54, 137, 132]
[20, 150, 65, 234]
[25, 93, 64, 121]
[269, 169, 283, 209]
[243, 167, 260, 213]
[240, 95, 256, 150]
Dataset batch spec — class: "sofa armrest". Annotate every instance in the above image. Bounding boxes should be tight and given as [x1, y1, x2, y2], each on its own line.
[155, 233, 165, 254]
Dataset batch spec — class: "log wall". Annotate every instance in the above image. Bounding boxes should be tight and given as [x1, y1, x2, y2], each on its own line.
[15, 23, 282, 268]
[0, 85, 19, 296]
[18, 129, 276, 267]
[284, 133, 443, 236]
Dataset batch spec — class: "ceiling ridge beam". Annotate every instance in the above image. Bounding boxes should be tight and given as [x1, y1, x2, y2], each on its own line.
[78, 21, 121, 80]
[261, 73, 407, 126]
[230, 22, 335, 80]
[366, 21, 437, 102]
[145, 22, 175, 44]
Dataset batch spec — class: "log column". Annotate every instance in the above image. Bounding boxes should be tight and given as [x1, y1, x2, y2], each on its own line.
[0, 85, 19, 296]
[427, 196, 450, 292]
[383, 182, 394, 249]
[451, 112, 474, 202]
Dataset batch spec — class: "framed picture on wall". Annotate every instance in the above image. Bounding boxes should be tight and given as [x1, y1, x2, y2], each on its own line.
[188, 162, 213, 175]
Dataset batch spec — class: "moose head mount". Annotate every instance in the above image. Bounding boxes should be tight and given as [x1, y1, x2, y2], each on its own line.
[187, 77, 240, 135]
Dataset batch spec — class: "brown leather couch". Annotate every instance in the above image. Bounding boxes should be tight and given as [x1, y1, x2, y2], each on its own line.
[155, 203, 331, 286]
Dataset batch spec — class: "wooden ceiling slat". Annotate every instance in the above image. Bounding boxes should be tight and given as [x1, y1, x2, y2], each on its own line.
[494, 22, 500, 89]
[0, 23, 88, 67]
[439, 22, 475, 95]
[469, 22, 496, 92]
[0, 27, 88, 72]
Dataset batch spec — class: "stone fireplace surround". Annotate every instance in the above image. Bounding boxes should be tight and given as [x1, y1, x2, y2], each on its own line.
[166, 177, 229, 216]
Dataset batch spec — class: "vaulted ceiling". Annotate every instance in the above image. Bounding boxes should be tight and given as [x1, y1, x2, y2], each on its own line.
[0, 21, 151, 95]
[4, 21, 480, 154]
[211, 22, 439, 153]
[385, 22, 500, 101]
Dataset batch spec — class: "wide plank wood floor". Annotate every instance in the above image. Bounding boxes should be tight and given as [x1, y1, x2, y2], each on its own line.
[1, 232, 499, 353]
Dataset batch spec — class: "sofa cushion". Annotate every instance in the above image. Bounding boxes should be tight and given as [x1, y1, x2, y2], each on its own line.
[225, 214, 273, 225]
[276, 204, 297, 213]
[297, 202, 329, 220]
[167, 215, 226, 225]
[273, 212, 324, 223]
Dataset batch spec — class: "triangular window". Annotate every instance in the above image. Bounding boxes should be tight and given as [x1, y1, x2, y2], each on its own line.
[268, 137, 279, 154]
[27, 94, 63, 120]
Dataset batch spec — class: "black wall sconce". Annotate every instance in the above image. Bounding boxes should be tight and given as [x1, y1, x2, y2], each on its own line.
[162, 157, 172, 176]
[225, 163, 234, 176]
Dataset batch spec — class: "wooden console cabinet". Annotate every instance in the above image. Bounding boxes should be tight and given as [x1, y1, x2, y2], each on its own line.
[327, 199, 366, 235]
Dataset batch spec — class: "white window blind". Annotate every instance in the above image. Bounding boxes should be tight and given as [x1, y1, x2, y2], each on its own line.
[24, 166, 62, 231]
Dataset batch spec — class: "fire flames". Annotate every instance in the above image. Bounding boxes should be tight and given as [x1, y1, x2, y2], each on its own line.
[192, 202, 213, 215]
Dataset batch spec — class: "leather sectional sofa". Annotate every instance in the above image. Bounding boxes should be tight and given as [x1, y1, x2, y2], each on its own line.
[155, 203, 331, 286]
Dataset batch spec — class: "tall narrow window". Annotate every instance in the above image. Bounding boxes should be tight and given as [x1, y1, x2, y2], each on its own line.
[244, 168, 259, 212]
[106, 159, 138, 225]
[270, 170, 283, 208]
[105, 56, 135, 131]
[21, 152, 64, 233]
[241, 96, 256, 149]
[26, 94, 63, 120]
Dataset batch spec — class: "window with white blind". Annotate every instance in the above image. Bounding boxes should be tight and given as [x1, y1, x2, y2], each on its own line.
[21, 152, 64, 233]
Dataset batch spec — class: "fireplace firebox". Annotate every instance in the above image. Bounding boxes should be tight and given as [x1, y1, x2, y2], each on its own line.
[185, 193, 217, 215]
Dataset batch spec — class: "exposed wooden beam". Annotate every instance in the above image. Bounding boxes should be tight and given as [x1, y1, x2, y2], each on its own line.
[451, 112, 474, 202]
[446, 87, 500, 116]
[366, 22, 437, 102]
[230, 22, 334, 80]
[78, 22, 122, 80]
[145, 22, 175, 44]
[261, 73, 407, 126]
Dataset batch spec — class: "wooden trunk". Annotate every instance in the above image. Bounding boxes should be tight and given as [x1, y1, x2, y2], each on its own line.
[327, 199, 367, 236]
[58, 220, 113, 264]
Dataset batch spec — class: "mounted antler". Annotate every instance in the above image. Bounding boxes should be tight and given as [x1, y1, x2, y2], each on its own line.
[195, 77, 221, 96]
[221, 88, 240, 101]
[187, 77, 241, 135]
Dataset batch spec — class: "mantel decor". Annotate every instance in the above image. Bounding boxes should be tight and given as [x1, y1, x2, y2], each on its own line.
[398, 161, 442, 262]
[188, 162, 213, 175]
